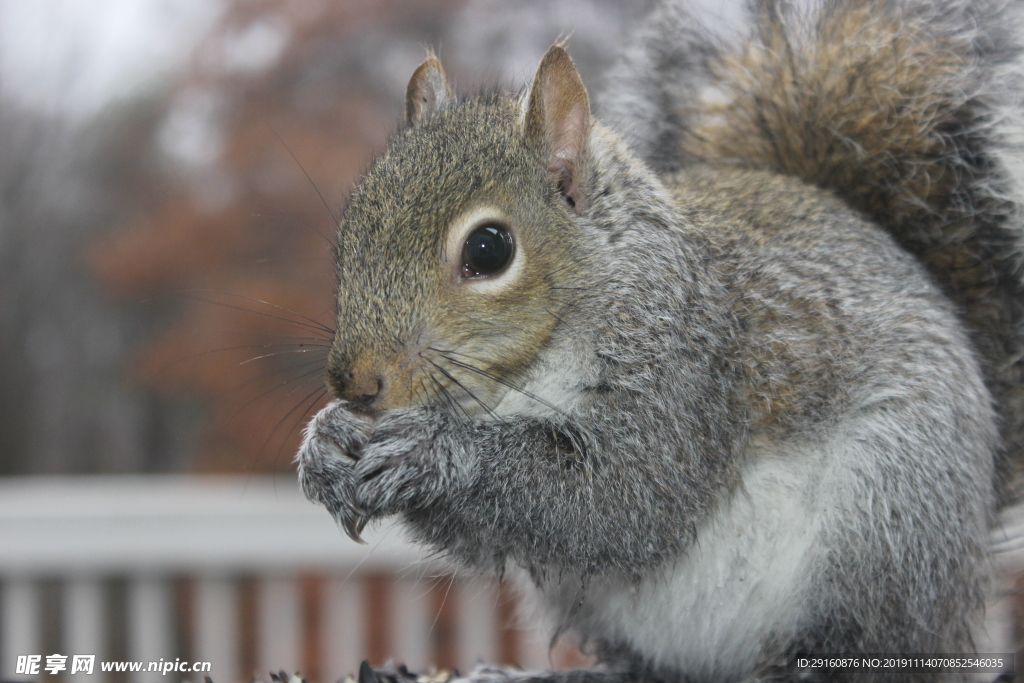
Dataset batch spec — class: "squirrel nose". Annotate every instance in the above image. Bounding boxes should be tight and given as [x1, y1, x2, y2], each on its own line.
[338, 370, 385, 408]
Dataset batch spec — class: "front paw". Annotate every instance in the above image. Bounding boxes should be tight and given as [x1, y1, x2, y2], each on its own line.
[296, 400, 373, 542]
[353, 408, 441, 526]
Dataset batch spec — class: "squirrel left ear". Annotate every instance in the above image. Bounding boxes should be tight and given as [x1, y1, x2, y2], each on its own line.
[406, 53, 453, 126]
[523, 44, 591, 212]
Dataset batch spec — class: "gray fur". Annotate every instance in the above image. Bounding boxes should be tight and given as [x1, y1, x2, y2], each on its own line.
[600, 0, 1024, 507]
[297, 0, 1022, 680]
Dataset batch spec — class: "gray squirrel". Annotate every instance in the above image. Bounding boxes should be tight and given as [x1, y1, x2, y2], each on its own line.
[296, 0, 1024, 680]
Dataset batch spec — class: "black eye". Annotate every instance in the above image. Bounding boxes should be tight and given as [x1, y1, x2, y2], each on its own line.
[461, 223, 514, 278]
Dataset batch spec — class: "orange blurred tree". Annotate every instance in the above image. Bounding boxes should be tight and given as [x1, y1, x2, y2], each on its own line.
[90, 0, 465, 472]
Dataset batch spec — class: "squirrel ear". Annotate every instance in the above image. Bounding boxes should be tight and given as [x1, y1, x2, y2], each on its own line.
[523, 44, 591, 212]
[405, 53, 453, 126]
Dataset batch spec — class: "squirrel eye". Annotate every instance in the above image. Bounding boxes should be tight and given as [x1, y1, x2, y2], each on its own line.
[461, 224, 514, 278]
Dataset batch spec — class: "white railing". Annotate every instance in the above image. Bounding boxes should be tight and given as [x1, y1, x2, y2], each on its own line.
[0, 476, 552, 683]
[4, 476, 1019, 683]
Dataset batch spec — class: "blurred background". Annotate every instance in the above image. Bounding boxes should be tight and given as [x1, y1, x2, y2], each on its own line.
[3, 2, 1022, 682]
[0, 0, 654, 682]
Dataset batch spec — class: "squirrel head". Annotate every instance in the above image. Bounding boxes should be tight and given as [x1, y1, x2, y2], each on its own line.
[327, 45, 594, 416]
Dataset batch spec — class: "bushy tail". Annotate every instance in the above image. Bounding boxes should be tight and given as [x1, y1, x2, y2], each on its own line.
[601, 0, 1024, 505]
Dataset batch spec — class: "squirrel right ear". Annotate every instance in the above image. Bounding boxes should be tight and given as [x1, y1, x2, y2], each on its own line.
[523, 44, 591, 212]
[405, 53, 453, 126]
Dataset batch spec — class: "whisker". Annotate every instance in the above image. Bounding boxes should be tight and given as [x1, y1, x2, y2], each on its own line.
[151, 342, 328, 377]
[415, 375, 428, 408]
[228, 356, 327, 395]
[415, 375, 446, 421]
[176, 325, 333, 344]
[265, 122, 341, 226]
[205, 365, 329, 480]
[428, 574, 457, 645]
[181, 295, 333, 337]
[431, 349, 571, 419]
[164, 354, 326, 432]
[542, 307, 572, 329]
[429, 372, 472, 423]
[231, 331, 335, 343]
[424, 357, 506, 424]
[220, 362, 327, 424]
[236, 342, 332, 350]
[172, 289, 335, 335]
[238, 347, 331, 366]
[255, 374, 330, 441]
[249, 199, 338, 258]
[263, 384, 331, 471]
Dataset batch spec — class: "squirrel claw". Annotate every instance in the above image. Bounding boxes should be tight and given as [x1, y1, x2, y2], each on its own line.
[342, 517, 367, 544]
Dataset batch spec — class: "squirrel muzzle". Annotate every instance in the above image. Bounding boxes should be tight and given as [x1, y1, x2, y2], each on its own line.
[327, 350, 417, 414]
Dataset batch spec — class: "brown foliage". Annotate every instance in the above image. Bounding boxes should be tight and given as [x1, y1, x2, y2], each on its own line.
[90, 0, 464, 472]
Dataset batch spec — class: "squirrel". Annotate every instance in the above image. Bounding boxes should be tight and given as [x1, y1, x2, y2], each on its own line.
[296, 0, 1024, 680]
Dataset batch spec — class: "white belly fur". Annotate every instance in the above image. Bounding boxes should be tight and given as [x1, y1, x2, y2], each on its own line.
[531, 438, 830, 680]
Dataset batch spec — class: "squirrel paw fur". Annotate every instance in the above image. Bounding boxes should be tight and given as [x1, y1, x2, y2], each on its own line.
[299, 401, 451, 542]
[297, 401, 373, 541]
[352, 406, 442, 523]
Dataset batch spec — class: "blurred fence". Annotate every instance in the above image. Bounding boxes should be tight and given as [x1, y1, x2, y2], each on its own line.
[4, 476, 1021, 683]
[0, 477, 552, 683]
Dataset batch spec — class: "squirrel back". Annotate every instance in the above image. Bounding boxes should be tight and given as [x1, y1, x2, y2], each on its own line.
[601, 0, 1024, 506]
